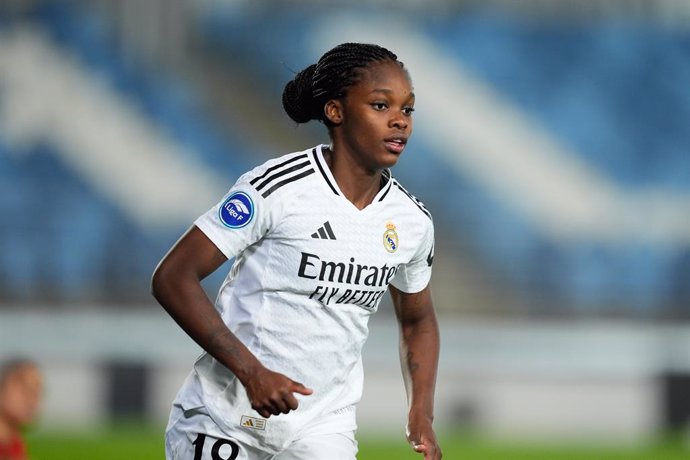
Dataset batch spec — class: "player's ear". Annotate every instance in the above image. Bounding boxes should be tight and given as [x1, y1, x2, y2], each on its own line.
[324, 99, 343, 125]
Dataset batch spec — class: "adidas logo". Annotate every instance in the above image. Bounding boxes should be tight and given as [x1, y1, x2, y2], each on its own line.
[240, 415, 266, 430]
[311, 221, 337, 240]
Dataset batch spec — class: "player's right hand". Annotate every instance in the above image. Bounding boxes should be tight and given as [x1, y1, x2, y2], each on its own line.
[243, 367, 313, 418]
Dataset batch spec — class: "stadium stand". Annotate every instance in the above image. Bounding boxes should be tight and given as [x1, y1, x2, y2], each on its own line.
[0, 1, 688, 315]
[0, 1, 253, 302]
[198, 6, 690, 314]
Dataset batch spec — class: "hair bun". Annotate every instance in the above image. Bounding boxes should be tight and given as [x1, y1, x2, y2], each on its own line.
[282, 63, 319, 124]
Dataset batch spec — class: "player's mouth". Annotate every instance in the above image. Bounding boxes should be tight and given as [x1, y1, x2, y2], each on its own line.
[384, 137, 407, 154]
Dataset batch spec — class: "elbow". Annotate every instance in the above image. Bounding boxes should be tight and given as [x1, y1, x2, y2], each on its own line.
[150, 259, 172, 303]
[151, 257, 200, 307]
[150, 266, 162, 302]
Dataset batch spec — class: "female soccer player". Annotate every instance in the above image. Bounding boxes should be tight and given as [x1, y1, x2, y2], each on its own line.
[152, 42, 441, 460]
[0, 359, 42, 460]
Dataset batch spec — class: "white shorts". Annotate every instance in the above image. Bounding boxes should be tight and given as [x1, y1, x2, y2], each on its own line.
[165, 405, 358, 460]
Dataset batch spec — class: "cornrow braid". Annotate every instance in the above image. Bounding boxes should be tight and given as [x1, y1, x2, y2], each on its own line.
[282, 43, 402, 125]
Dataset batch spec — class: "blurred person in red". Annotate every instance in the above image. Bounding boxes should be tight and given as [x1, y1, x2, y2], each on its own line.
[0, 360, 42, 460]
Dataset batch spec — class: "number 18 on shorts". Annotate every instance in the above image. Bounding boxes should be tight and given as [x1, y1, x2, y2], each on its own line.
[192, 433, 239, 460]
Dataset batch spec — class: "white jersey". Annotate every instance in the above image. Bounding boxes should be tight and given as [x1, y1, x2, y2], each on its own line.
[172, 144, 434, 454]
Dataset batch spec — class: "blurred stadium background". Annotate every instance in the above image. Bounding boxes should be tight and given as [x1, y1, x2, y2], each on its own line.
[1, 0, 690, 457]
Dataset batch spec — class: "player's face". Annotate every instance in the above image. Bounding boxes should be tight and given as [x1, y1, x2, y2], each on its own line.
[0, 365, 42, 426]
[337, 61, 415, 171]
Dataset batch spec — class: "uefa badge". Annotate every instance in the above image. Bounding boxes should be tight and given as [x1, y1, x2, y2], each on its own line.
[383, 221, 399, 253]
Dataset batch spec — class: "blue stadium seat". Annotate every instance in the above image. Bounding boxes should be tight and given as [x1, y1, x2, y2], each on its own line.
[3, 3, 689, 314]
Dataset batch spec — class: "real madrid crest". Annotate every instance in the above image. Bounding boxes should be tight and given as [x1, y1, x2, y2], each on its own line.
[383, 221, 399, 253]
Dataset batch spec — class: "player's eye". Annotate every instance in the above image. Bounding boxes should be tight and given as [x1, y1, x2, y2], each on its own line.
[371, 102, 388, 111]
[403, 106, 415, 116]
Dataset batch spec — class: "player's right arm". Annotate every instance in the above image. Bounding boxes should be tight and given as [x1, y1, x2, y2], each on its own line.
[151, 225, 312, 418]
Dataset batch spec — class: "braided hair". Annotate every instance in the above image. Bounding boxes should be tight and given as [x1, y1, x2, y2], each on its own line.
[282, 43, 403, 125]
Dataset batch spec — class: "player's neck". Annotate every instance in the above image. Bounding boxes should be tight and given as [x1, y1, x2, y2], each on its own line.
[323, 146, 382, 210]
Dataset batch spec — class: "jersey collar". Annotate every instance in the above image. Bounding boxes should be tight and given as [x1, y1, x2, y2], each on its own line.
[311, 144, 394, 203]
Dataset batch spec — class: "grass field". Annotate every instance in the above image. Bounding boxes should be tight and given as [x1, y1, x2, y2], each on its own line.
[25, 425, 690, 459]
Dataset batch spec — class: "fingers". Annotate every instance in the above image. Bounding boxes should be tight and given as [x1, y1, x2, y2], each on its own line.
[269, 396, 290, 415]
[252, 396, 290, 418]
[410, 436, 442, 459]
[291, 381, 314, 396]
[411, 440, 427, 453]
[285, 393, 300, 411]
[249, 377, 313, 418]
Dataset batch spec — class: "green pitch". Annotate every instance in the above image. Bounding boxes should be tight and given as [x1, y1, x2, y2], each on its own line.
[25, 425, 690, 459]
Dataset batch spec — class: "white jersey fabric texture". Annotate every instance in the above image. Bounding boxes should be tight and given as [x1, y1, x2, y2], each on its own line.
[171, 144, 434, 454]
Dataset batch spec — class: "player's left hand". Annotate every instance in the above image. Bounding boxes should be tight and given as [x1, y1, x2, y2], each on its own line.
[406, 414, 442, 459]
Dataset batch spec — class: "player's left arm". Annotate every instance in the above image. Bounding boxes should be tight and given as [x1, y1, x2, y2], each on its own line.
[390, 284, 442, 460]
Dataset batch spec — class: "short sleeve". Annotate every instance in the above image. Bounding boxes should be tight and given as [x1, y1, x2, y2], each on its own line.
[194, 175, 275, 259]
[390, 218, 434, 293]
